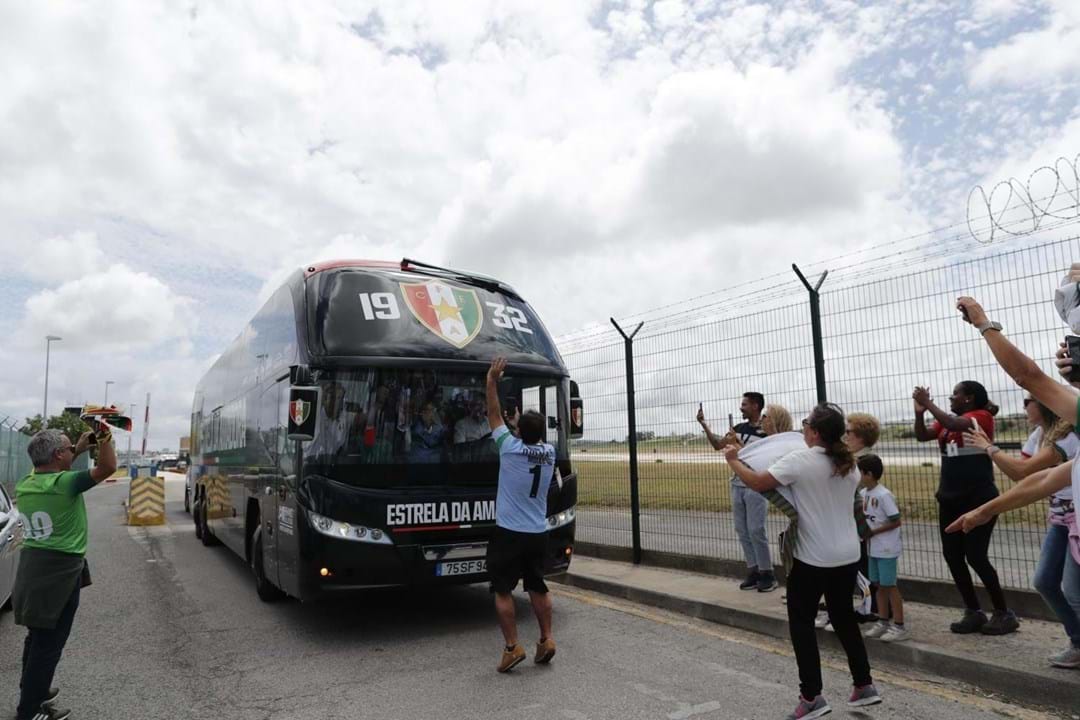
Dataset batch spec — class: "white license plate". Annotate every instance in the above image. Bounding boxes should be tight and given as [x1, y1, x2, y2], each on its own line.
[435, 559, 487, 577]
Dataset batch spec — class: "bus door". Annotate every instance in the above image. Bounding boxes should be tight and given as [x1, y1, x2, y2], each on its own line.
[274, 378, 302, 598]
[256, 383, 282, 586]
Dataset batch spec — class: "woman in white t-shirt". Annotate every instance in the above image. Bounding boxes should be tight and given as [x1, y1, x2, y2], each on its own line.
[961, 396, 1080, 668]
[725, 403, 881, 718]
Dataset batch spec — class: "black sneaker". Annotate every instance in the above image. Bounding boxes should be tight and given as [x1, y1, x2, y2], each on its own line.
[757, 573, 778, 593]
[950, 609, 988, 634]
[739, 569, 761, 591]
[31, 706, 71, 720]
[980, 610, 1019, 635]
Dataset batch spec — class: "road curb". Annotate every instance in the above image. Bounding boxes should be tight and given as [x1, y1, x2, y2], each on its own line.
[554, 570, 1080, 715]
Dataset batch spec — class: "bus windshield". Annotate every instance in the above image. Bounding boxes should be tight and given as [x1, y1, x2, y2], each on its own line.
[302, 367, 568, 488]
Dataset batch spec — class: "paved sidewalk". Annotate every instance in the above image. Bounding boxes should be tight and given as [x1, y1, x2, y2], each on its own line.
[556, 555, 1080, 716]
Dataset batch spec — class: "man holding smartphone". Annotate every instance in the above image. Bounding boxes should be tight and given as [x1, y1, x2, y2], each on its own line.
[13, 424, 117, 720]
[698, 393, 774, 591]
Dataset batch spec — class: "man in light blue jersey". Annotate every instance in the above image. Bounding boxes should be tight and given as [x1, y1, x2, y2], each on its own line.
[484, 356, 558, 673]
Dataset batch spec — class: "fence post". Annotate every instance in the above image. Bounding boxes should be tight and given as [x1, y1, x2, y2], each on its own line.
[611, 318, 645, 564]
[793, 264, 829, 404]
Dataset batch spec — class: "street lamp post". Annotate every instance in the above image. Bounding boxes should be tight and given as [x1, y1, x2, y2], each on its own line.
[104, 380, 114, 407]
[43, 335, 62, 421]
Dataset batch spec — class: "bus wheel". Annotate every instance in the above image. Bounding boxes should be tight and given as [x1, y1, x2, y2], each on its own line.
[251, 524, 284, 602]
[193, 498, 203, 540]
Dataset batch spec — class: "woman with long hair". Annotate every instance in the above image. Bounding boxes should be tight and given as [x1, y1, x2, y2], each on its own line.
[963, 395, 1080, 666]
[912, 380, 1017, 635]
[725, 403, 880, 718]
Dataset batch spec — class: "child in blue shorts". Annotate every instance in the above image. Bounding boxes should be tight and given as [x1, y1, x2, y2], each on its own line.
[858, 454, 909, 642]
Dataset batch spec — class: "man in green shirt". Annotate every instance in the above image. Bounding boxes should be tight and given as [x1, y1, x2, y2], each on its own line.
[14, 426, 116, 720]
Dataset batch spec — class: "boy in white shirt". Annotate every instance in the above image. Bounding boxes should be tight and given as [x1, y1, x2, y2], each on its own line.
[858, 454, 909, 642]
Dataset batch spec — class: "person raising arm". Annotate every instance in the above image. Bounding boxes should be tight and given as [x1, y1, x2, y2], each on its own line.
[955, 297, 1079, 422]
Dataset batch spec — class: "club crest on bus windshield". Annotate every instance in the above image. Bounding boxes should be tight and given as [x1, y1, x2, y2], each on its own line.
[289, 399, 311, 426]
[399, 281, 483, 349]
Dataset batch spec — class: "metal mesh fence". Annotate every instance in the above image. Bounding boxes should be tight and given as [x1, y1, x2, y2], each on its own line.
[560, 235, 1080, 590]
[1, 420, 32, 498]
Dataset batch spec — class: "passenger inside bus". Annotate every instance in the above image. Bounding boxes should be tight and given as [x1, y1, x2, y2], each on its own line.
[305, 369, 554, 470]
[409, 401, 446, 463]
[454, 396, 491, 444]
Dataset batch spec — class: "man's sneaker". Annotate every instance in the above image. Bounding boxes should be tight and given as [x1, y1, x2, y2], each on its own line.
[1048, 644, 1080, 669]
[980, 610, 1019, 636]
[497, 644, 527, 673]
[950, 609, 987, 634]
[740, 569, 761, 590]
[42, 688, 60, 707]
[31, 707, 71, 720]
[814, 611, 830, 629]
[534, 637, 556, 664]
[863, 620, 890, 639]
[848, 684, 882, 707]
[880, 624, 911, 643]
[785, 694, 831, 719]
[757, 573, 779, 593]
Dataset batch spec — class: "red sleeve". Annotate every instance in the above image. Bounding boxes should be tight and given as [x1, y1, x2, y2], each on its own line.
[963, 410, 995, 440]
[930, 420, 943, 437]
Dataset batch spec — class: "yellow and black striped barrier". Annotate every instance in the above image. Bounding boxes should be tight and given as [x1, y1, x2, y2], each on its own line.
[127, 475, 165, 526]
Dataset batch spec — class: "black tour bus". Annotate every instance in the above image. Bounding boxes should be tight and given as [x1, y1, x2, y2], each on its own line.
[189, 259, 581, 601]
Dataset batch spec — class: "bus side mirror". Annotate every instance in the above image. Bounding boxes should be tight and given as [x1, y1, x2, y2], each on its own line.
[569, 398, 584, 439]
[287, 385, 320, 441]
[290, 365, 313, 386]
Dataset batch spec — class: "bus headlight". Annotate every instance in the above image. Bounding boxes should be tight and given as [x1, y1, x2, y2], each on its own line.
[546, 506, 576, 530]
[307, 511, 393, 545]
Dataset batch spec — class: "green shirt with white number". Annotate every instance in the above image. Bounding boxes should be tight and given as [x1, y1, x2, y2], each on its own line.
[16, 469, 95, 556]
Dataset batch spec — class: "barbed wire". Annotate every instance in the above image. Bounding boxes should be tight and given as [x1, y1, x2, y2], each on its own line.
[967, 154, 1080, 244]
[557, 207, 1080, 352]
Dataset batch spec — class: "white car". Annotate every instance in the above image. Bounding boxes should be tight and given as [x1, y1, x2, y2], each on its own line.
[0, 483, 23, 611]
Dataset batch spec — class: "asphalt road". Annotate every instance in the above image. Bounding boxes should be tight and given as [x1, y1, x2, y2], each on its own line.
[0, 479, 1061, 720]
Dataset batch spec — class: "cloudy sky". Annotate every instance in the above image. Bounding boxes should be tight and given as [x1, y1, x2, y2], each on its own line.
[1, 0, 1079, 449]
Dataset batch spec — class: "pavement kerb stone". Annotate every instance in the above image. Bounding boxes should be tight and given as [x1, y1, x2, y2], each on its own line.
[554, 567, 1080, 716]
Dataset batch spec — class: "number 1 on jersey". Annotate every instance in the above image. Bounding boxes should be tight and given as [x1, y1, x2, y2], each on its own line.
[529, 465, 542, 498]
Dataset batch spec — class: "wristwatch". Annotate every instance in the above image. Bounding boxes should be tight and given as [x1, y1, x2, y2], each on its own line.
[976, 320, 1003, 335]
[986, 445, 1001, 456]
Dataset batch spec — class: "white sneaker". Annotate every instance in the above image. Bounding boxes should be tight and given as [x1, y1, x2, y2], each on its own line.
[863, 620, 890, 639]
[1049, 644, 1080, 668]
[880, 624, 911, 642]
[814, 611, 830, 629]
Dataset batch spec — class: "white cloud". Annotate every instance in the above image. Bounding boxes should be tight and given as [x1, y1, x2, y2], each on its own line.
[2, 0, 1076, 447]
[970, 0, 1080, 86]
[21, 264, 194, 351]
[20, 231, 106, 284]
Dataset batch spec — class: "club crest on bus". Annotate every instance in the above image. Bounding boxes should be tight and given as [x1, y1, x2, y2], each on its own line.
[289, 399, 311, 426]
[399, 281, 484, 349]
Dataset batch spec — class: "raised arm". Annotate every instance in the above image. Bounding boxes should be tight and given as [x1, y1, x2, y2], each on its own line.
[87, 424, 118, 485]
[696, 406, 725, 450]
[486, 357, 506, 434]
[945, 462, 1072, 534]
[958, 297, 1079, 421]
[914, 386, 972, 433]
[963, 424, 1063, 481]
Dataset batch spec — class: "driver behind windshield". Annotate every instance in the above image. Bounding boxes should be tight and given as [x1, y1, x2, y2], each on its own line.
[454, 395, 491, 444]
